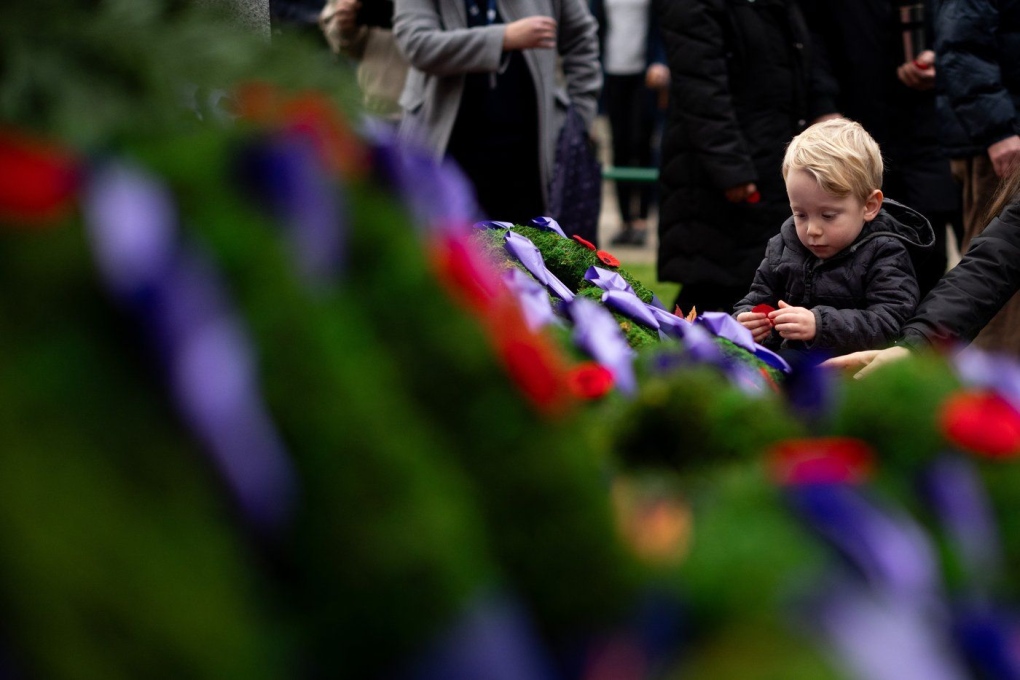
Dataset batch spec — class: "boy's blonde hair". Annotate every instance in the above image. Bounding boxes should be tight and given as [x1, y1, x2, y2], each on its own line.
[782, 118, 883, 203]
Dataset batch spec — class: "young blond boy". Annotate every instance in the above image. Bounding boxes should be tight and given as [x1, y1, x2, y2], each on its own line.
[733, 118, 934, 355]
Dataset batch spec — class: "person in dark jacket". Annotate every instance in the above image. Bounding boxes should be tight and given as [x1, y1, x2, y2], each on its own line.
[934, 0, 1020, 357]
[655, 0, 839, 315]
[799, 0, 959, 300]
[735, 119, 933, 356]
[824, 162, 1020, 376]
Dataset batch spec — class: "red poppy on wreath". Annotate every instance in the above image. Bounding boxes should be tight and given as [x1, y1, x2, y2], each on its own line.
[768, 437, 875, 486]
[0, 130, 81, 224]
[596, 250, 620, 268]
[566, 362, 615, 399]
[940, 390, 1020, 460]
[572, 234, 597, 251]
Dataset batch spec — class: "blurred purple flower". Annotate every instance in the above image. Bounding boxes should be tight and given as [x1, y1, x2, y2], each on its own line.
[920, 455, 1003, 592]
[953, 347, 1020, 413]
[403, 594, 556, 680]
[83, 161, 298, 534]
[371, 134, 481, 231]
[235, 133, 346, 287]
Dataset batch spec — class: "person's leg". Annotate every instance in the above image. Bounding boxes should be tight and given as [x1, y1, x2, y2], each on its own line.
[634, 85, 657, 224]
[605, 75, 636, 232]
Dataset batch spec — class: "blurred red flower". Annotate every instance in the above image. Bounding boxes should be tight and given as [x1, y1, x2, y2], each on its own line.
[941, 390, 1020, 459]
[572, 235, 596, 251]
[0, 131, 80, 224]
[768, 437, 874, 486]
[567, 362, 615, 399]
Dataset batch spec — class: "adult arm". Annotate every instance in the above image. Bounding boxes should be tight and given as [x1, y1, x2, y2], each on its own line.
[556, 0, 602, 126]
[392, 0, 505, 75]
[899, 201, 1020, 349]
[812, 241, 920, 353]
[935, 0, 1019, 152]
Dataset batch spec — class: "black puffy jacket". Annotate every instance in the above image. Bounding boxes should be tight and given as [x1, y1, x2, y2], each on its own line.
[901, 199, 1020, 348]
[734, 199, 934, 354]
[655, 0, 837, 290]
[934, 0, 1020, 156]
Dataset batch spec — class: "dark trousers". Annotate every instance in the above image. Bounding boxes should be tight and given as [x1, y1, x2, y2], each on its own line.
[605, 73, 656, 224]
[674, 282, 747, 316]
[450, 138, 545, 226]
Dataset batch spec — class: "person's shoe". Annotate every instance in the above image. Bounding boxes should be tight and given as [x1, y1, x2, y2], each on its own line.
[611, 227, 635, 246]
[629, 228, 648, 246]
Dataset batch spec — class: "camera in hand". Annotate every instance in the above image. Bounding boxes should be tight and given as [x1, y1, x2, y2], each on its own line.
[356, 0, 395, 28]
[897, 1, 925, 62]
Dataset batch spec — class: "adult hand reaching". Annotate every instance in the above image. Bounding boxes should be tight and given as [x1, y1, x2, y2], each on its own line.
[503, 16, 557, 50]
[989, 135, 1020, 178]
[820, 346, 911, 379]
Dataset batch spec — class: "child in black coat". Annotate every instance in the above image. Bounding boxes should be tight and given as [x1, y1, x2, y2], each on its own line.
[734, 118, 934, 356]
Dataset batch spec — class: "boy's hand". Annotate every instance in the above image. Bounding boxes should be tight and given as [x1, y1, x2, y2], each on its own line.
[736, 311, 773, 344]
[772, 300, 816, 341]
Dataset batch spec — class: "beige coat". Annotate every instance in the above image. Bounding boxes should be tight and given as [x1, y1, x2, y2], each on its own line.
[392, 0, 601, 206]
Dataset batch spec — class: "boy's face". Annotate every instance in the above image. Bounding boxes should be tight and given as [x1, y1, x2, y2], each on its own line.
[786, 168, 883, 260]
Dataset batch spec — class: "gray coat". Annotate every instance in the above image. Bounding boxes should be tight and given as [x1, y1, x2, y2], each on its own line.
[392, 0, 601, 207]
[734, 200, 934, 355]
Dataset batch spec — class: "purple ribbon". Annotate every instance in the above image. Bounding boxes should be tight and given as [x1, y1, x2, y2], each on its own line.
[473, 221, 515, 231]
[83, 161, 298, 534]
[696, 312, 757, 352]
[584, 266, 636, 296]
[753, 345, 792, 373]
[503, 232, 574, 301]
[567, 297, 636, 395]
[529, 216, 567, 238]
[646, 306, 690, 340]
[602, 290, 660, 330]
[503, 270, 560, 332]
